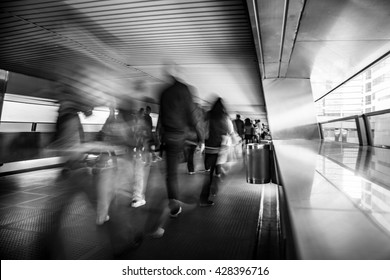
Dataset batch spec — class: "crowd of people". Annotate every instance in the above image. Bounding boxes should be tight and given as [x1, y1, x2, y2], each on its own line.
[46, 68, 271, 258]
[233, 114, 270, 144]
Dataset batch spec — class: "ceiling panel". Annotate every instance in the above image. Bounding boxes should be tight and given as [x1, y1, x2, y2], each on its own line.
[248, 0, 390, 101]
[288, 0, 390, 100]
[0, 0, 265, 117]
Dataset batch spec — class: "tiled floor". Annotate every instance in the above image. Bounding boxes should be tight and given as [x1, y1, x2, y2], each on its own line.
[0, 154, 278, 260]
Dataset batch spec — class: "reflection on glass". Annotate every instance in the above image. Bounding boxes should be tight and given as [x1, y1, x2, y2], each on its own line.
[317, 156, 390, 234]
[367, 113, 390, 147]
[315, 54, 390, 122]
[321, 119, 359, 144]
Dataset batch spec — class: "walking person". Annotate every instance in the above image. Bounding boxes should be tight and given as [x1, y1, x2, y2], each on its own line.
[200, 97, 234, 206]
[233, 114, 245, 140]
[157, 71, 205, 217]
[244, 118, 255, 144]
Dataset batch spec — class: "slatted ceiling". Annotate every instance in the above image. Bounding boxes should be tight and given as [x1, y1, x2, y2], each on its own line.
[0, 0, 265, 116]
[2, 0, 244, 11]
[15, 6, 246, 23]
[108, 40, 254, 48]
[74, 27, 251, 38]
[4, 33, 51, 43]
[0, 21, 30, 30]
[30, 14, 247, 30]
[75, 0, 246, 11]
[68, 32, 251, 42]
[14, 1, 245, 15]
[80, 27, 251, 38]
[116, 50, 255, 57]
[50, 16, 247, 29]
[113, 48, 254, 55]
[61, 19, 249, 31]
[19, 5, 244, 19]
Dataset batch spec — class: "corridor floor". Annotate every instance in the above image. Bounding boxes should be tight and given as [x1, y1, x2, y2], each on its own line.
[0, 154, 275, 260]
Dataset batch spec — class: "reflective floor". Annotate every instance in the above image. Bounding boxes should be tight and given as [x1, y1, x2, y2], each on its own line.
[3, 140, 387, 260]
[275, 140, 390, 259]
[0, 153, 277, 260]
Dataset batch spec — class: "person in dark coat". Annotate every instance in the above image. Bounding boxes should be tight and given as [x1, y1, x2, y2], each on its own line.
[200, 97, 233, 206]
[158, 74, 205, 217]
[233, 114, 245, 140]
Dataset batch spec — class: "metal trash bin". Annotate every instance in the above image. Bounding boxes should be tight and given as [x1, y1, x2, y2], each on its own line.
[245, 142, 271, 184]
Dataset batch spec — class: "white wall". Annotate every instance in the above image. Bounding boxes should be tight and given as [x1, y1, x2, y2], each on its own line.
[263, 78, 320, 140]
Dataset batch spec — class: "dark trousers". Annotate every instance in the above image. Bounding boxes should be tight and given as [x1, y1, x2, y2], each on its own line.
[164, 135, 185, 209]
[200, 153, 219, 202]
[185, 144, 197, 172]
[204, 153, 211, 171]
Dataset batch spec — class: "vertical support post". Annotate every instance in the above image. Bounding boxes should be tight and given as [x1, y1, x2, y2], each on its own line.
[0, 70, 9, 122]
[318, 123, 324, 140]
[362, 114, 373, 146]
[356, 116, 368, 146]
[31, 122, 37, 132]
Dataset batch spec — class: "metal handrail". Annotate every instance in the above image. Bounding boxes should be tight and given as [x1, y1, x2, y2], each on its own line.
[319, 115, 358, 125]
[314, 50, 390, 103]
[364, 108, 390, 118]
[319, 108, 390, 126]
[318, 109, 390, 148]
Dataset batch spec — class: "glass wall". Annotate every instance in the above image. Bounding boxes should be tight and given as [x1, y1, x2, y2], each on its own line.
[321, 118, 359, 144]
[315, 54, 390, 146]
[366, 112, 390, 148]
[315, 54, 390, 123]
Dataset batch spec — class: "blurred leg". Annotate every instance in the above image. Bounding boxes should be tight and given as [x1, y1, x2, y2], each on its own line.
[132, 152, 151, 207]
[164, 137, 185, 213]
[186, 144, 196, 173]
[200, 153, 218, 202]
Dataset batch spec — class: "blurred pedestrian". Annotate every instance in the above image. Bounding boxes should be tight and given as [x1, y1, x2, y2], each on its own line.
[244, 118, 255, 143]
[200, 97, 234, 206]
[233, 114, 245, 140]
[157, 71, 205, 217]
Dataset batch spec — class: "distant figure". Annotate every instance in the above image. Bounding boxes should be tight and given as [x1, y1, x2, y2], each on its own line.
[254, 119, 263, 142]
[244, 118, 255, 143]
[261, 123, 271, 140]
[158, 73, 205, 217]
[233, 114, 245, 140]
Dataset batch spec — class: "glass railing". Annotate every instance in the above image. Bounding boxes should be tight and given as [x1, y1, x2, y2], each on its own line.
[365, 109, 390, 148]
[319, 116, 359, 144]
[317, 155, 390, 234]
[319, 108, 390, 148]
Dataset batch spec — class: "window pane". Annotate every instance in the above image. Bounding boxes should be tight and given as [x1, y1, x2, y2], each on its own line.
[315, 54, 390, 123]
[321, 119, 359, 144]
[367, 113, 390, 147]
[1, 94, 58, 123]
